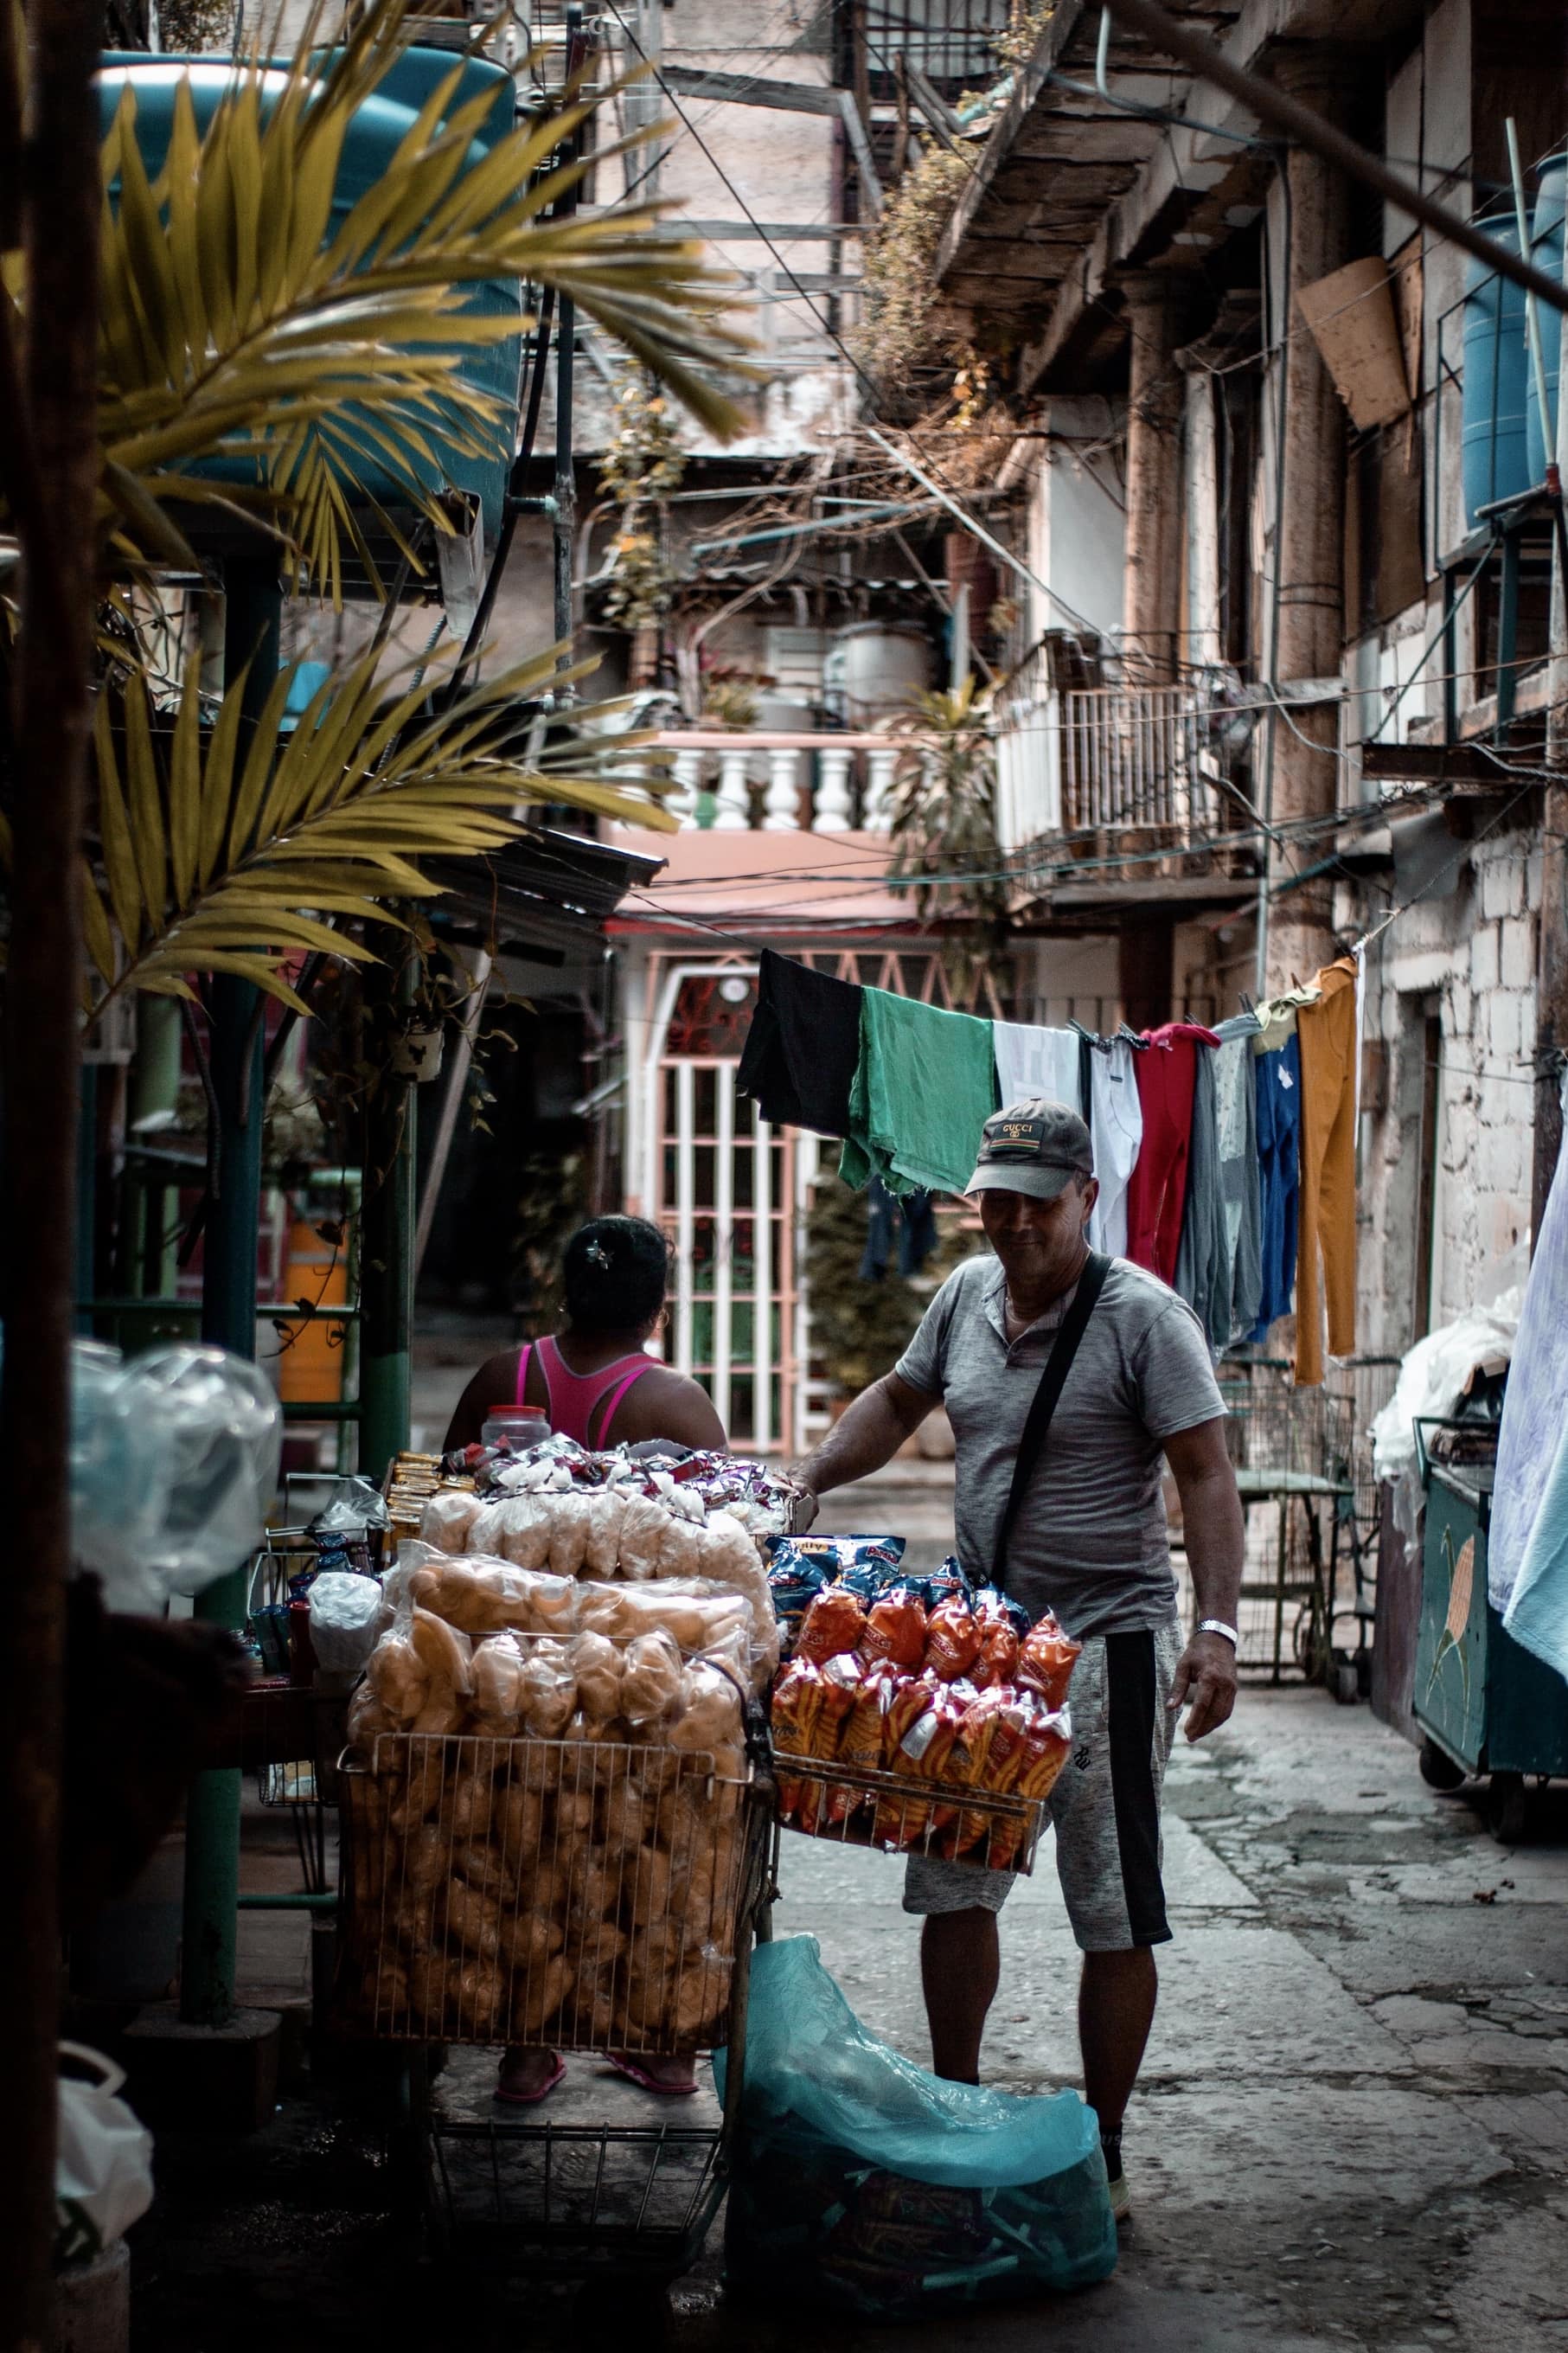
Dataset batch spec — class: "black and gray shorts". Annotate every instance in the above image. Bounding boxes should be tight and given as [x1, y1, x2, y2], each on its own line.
[903, 1619, 1181, 1952]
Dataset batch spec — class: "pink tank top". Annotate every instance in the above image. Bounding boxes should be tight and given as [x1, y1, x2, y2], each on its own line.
[514, 1334, 657, 1448]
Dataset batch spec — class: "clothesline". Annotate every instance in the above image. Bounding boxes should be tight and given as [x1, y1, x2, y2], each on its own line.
[739, 949, 1362, 1388]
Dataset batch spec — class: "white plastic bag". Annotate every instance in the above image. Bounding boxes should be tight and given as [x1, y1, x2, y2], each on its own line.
[55, 2043, 154, 2264]
[307, 1571, 384, 1680]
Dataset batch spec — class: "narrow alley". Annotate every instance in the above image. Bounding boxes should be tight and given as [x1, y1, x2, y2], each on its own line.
[126, 1680, 1568, 2353]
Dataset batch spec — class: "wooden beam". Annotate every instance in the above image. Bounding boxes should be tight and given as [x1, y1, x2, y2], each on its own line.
[660, 65, 841, 114]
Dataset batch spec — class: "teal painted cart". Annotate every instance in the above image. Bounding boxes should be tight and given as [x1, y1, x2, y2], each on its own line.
[1412, 1423, 1568, 1842]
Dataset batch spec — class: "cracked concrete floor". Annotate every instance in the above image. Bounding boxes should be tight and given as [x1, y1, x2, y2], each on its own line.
[127, 1683, 1568, 2351]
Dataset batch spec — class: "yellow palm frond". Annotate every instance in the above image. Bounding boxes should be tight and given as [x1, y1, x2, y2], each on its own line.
[69, 0, 753, 587]
[79, 638, 677, 1015]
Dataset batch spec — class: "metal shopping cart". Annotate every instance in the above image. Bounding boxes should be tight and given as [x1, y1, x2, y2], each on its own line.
[1219, 1359, 1360, 1686]
[331, 1719, 774, 2284]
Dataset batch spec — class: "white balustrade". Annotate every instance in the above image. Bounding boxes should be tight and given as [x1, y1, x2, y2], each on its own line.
[764, 747, 801, 830]
[669, 747, 704, 823]
[713, 744, 752, 830]
[813, 743, 854, 832]
[862, 745, 899, 830]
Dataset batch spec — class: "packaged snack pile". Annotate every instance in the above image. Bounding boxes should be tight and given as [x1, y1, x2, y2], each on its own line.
[768, 1560, 1079, 1869]
[437, 1433, 799, 1543]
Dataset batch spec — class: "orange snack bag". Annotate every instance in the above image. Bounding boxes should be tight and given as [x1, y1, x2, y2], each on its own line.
[989, 1695, 1073, 1869]
[1016, 1612, 1082, 1711]
[861, 1583, 929, 1673]
[873, 1683, 965, 1850]
[923, 1598, 982, 1683]
[770, 1656, 824, 1827]
[811, 1651, 866, 1760]
[824, 1657, 899, 1827]
[951, 1686, 1033, 1857]
[796, 1583, 867, 1666]
[972, 1618, 1021, 1687]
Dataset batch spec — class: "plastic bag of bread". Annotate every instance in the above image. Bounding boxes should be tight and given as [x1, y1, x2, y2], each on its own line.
[694, 1514, 778, 1675]
[578, 1577, 751, 1657]
[796, 1582, 867, 1666]
[411, 1604, 473, 1697]
[619, 1630, 685, 1728]
[666, 1659, 745, 1756]
[451, 1959, 509, 2042]
[861, 1582, 929, 1672]
[347, 1681, 403, 1757]
[470, 1496, 553, 1572]
[924, 1596, 982, 1683]
[512, 1952, 573, 2042]
[652, 1510, 702, 1580]
[445, 1877, 504, 1960]
[419, 1487, 483, 1554]
[364, 1606, 430, 1725]
[515, 1645, 579, 1737]
[566, 1629, 623, 1721]
[493, 1773, 546, 1866]
[584, 1488, 628, 1577]
[564, 1848, 624, 1932]
[1015, 1611, 1081, 1711]
[448, 1769, 496, 1843]
[618, 1493, 671, 1580]
[469, 1632, 526, 1734]
[546, 1489, 594, 1579]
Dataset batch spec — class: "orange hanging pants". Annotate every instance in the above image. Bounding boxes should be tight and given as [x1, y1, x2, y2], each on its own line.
[1294, 956, 1358, 1386]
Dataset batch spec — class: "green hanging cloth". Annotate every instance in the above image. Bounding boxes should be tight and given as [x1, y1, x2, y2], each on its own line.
[841, 988, 999, 1199]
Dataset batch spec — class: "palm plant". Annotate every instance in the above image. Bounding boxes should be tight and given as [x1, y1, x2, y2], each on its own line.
[79, 0, 747, 594]
[886, 673, 1012, 991]
[0, 0, 752, 1010]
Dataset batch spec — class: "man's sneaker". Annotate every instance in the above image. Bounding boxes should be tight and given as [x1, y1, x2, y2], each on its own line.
[1101, 2130, 1131, 2227]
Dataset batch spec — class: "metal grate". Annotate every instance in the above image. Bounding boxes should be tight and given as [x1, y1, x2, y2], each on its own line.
[775, 1755, 1048, 1875]
[334, 1734, 759, 2053]
[1060, 687, 1214, 839]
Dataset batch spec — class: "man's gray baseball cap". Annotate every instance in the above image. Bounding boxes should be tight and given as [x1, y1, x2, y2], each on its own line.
[965, 1098, 1095, 1202]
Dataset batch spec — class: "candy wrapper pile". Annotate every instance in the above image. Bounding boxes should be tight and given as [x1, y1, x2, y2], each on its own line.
[765, 1540, 1080, 1869]
[441, 1430, 799, 1543]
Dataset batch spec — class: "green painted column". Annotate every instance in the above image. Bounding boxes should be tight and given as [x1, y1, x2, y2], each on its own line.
[357, 935, 417, 1484]
[179, 555, 278, 2029]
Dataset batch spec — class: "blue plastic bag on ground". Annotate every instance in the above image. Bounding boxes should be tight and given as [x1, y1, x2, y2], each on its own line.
[717, 1936, 1117, 2316]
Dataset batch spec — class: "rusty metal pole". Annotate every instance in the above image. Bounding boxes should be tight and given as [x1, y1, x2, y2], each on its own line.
[1263, 46, 1351, 991]
[1118, 270, 1187, 687]
[0, 0, 104, 2341]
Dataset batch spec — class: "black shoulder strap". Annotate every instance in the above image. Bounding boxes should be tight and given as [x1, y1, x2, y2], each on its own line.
[991, 1251, 1111, 1589]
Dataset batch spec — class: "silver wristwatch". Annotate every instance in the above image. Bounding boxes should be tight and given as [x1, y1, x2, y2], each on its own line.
[1197, 1619, 1238, 1647]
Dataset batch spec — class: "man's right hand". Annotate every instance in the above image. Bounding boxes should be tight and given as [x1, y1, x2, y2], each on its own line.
[784, 1482, 820, 1536]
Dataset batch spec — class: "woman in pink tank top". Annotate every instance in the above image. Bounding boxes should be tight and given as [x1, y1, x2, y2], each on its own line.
[445, 1215, 725, 1459]
[444, 1217, 726, 2105]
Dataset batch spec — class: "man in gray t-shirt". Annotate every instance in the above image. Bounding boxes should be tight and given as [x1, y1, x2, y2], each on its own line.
[793, 1098, 1245, 2227]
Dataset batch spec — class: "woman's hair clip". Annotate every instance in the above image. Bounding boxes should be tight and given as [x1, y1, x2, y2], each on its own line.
[585, 1238, 612, 1270]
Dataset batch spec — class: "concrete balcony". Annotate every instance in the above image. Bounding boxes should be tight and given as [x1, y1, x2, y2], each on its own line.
[645, 730, 903, 833]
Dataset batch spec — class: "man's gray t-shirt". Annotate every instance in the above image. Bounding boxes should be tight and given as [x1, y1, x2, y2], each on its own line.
[895, 1253, 1226, 1639]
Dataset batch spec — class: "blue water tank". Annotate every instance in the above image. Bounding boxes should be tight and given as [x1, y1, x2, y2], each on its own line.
[1462, 221, 1531, 527]
[1526, 156, 1567, 484]
[96, 52, 522, 541]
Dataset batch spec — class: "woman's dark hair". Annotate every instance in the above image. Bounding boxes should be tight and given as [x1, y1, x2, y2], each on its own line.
[562, 1215, 670, 1336]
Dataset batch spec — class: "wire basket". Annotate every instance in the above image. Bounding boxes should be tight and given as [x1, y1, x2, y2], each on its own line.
[1219, 1357, 1355, 1487]
[333, 1733, 765, 2055]
[774, 1756, 1049, 1875]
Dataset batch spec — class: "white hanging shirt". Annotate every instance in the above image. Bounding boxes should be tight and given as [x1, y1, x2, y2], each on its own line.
[993, 1022, 1085, 1117]
[1086, 1036, 1144, 1260]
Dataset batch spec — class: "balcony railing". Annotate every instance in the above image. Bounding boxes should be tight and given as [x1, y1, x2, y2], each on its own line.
[995, 686, 1224, 855]
[637, 729, 902, 832]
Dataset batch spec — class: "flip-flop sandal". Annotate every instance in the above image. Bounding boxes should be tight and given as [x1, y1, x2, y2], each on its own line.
[494, 2054, 566, 2106]
[605, 2054, 700, 2097]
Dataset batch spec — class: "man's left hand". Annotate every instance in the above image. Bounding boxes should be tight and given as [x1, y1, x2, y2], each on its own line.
[1168, 1630, 1238, 1742]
